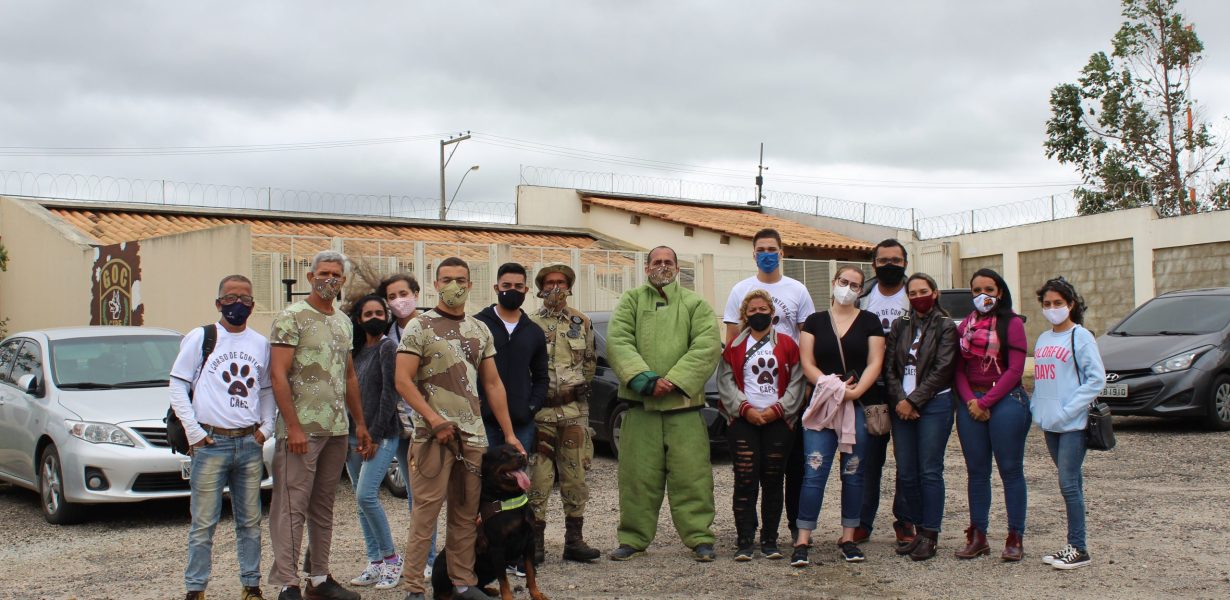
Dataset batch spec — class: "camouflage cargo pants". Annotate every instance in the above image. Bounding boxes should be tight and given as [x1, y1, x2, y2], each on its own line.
[529, 402, 593, 521]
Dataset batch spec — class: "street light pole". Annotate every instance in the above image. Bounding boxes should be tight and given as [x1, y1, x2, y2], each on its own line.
[445, 165, 480, 220]
[439, 131, 471, 220]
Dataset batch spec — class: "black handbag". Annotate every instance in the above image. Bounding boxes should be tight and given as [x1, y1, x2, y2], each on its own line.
[1072, 328, 1115, 451]
[164, 325, 217, 455]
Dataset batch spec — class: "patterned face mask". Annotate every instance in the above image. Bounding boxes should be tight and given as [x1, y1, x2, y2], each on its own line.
[313, 277, 342, 301]
[440, 281, 470, 309]
[539, 286, 569, 308]
[648, 265, 678, 288]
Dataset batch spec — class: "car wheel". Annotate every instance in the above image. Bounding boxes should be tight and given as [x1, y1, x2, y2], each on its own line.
[39, 445, 83, 525]
[608, 403, 629, 459]
[383, 457, 407, 498]
[1206, 374, 1230, 431]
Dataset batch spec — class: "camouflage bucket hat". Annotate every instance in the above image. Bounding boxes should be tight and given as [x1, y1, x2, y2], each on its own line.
[535, 264, 576, 290]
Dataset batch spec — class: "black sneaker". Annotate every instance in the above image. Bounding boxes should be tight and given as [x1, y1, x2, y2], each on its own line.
[790, 545, 810, 568]
[761, 541, 783, 560]
[608, 544, 645, 561]
[304, 576, 359, 600]
[185, 592, 204, 600]
[1041, 546, 1067, 565]
[277, 587, 302, 600]
[691, 543, 716, 562]
[839, 541, 865, 563]
[242, 587, 266, 600]
[1051, 546, 1091, 570]
[734, 544, 754, 562]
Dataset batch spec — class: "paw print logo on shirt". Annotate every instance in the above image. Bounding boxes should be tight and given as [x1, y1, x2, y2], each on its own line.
[221, 363, 255, 397]
[751, 356, 777, 385]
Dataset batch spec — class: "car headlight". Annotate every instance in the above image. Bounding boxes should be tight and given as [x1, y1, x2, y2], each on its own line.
[1151, 345, 1214, 374]
[65, 421, 136, 446]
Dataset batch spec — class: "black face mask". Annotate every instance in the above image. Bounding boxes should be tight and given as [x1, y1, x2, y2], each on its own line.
[747, 313, 773, 332]
[220, 302, 252, 326]
[875, 264, 906, 287]
[360, 318, 388, 337]
[497, 289, 526, 310]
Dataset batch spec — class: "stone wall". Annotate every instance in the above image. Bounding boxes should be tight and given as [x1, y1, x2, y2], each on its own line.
[1018, 238, 1134, 347]
[1153, 241, 1230, 294]
[960, 254, 1002, 287]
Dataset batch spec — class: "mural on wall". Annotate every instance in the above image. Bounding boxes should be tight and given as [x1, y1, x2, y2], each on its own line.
[90, 242, 144, 326]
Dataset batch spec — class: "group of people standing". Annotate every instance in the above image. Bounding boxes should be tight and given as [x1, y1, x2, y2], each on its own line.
[169, 230, 1106, 600]
[710, 230, 1105, 572]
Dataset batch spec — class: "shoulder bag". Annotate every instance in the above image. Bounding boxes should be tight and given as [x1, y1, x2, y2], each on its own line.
[831, 312, 891, 436]
[1072, 327, 1115, 451]
[164, 324, 217, 455]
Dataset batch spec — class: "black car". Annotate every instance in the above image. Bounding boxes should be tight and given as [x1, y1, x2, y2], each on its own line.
[586, 311, 726, 457]
[939, 288, 974, 324]
[1096, 287, 1230, 430]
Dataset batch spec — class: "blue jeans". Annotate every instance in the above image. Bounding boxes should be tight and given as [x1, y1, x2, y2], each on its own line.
[397, 437, 438, 566]
[955, 386, 1031, 534]
[1044, 430, 1087, 550]
[891, 391, 954, 531]
[346, 435, 400, 562]
[185, 434, 264, 591]
[484, 420, 536, 456]
[797, 407, 868, 530]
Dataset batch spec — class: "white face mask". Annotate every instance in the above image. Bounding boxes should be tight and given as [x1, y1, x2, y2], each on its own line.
[831, 283, 858, 306]
[973, 293, 998, 314]
[1043, 305, 1071, 326]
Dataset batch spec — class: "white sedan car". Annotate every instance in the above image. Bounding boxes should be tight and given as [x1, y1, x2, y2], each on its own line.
[0, 326, 275, 524]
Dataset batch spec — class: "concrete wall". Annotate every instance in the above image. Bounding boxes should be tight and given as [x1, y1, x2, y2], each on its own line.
[140, 224, 253, 335]
[905, 207, 1230, 328]
[1019, 239, 1134, 346]
[1153, 241, 1230, 294]
[960, 254, 1003, 288]
[0, 197, 95, 333]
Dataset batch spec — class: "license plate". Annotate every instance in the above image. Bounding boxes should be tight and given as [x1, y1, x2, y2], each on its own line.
[1099, 383, 1128, 398]
[180, 458, 192, 480]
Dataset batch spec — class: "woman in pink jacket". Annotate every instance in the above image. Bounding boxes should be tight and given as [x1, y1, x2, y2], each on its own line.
[717, 290, 806, 562]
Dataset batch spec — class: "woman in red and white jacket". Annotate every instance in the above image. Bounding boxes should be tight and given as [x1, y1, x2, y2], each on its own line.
[717, 289, 807, 562]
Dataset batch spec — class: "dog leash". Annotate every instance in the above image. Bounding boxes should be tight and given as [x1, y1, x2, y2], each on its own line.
[414, 421, 482, 480]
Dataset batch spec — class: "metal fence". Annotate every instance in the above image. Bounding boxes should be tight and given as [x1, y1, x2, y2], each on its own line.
[713, 257, 874, 312]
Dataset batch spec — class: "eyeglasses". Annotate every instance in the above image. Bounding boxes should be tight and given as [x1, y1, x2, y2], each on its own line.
[836, 277, 863, 292]
[874, 257, 905, 266]
[218, 294, 255, 306]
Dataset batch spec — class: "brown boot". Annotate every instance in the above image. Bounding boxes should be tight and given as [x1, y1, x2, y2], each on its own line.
[562, 516, 600, 562]
[532, 518, 546, 566]
[893, 521, 920, 555]
[909, 528, 938, 561]
[954, 525, 989, 559]
[1001, 529, 1023, 562]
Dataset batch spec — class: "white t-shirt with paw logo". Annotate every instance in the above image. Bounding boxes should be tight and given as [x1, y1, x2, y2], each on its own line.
[742, 337, 780, 409]
[170, 324, 273, 430]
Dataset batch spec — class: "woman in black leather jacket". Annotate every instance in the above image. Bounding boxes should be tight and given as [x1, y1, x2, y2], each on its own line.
[883, 273, 958, 561]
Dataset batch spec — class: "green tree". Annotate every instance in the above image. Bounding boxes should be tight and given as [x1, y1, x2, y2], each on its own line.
[1045, 0, 1227, 216]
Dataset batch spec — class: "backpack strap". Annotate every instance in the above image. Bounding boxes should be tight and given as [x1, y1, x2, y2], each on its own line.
[189, 324, 218, 402]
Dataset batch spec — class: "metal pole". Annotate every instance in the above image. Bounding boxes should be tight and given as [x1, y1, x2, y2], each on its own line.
[266, 187, 272, 211]
[161, 179, 166, 204]
[755, 142, 764, 206]
[1050, 195, 1055, 221]
[439, 132, 472, 220]
[970, 210, 975, 233]
[862, 203, 867, 223]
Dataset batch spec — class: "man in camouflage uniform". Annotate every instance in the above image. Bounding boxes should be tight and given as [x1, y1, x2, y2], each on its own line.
[527, 265, 602, 564]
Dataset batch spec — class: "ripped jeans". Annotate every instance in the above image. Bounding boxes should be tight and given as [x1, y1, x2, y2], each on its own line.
[796, 407, 868, 531]
[728, 418, 792, 545]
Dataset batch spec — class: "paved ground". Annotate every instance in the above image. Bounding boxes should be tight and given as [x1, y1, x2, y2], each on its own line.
[0, 416, 1226, 599]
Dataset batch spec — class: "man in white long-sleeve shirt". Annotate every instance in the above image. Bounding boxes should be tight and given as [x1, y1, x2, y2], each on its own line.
[169, 274, 275, 600]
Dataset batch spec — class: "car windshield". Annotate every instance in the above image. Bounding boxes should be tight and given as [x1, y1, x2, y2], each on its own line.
[1112, 295, 1230, 336]
[50, 335, 182, 387]
[940, 290, 973, 322]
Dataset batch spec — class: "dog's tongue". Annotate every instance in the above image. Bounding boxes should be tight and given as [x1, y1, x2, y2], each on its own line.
[513, 470, 531, 491]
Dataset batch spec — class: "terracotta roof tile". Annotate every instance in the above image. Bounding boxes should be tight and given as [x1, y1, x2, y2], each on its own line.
[48, 208, 602, 251]
[584, 196, 874, 251]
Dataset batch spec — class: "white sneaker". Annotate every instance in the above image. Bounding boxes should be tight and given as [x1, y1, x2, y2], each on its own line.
[505, 564, 526, 578]
[423, 564, 433, 579]
[350, 562, 383, 586]
[375, 556, 403, 589]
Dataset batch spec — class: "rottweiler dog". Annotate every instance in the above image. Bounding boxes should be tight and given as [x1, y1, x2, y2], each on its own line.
[431, 444, 548, 600]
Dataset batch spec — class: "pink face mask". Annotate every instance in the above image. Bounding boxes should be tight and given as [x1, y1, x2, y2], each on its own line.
[388, 296, 417, 319]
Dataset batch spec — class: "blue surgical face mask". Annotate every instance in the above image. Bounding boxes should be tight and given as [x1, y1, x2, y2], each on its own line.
[755, 252, 780, 274]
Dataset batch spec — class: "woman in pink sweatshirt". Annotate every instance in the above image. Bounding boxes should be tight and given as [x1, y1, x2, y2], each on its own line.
[953, 268, 1031, 562]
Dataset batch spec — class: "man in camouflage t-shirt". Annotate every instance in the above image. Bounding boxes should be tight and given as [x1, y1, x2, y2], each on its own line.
[394, 257, 525, 600]
[267, 251, 374, 600]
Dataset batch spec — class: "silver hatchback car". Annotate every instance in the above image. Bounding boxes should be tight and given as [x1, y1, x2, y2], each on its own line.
[0, 326, 275, 523]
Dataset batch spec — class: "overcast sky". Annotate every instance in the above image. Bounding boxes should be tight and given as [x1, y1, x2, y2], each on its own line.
[2, 1, 1228, 223]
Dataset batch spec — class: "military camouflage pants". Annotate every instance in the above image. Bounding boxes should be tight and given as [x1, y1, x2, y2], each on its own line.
[529, 403, 593, 521]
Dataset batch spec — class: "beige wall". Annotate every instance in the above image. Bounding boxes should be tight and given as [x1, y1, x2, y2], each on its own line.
[0, 197, 95, 333]
[1019, 239, 1134, 347]
[960, 254, 1003, 288]
[140, 224, 253, 335]
[1153, 241, 1230, 294]
[905, 206, 1230, 323]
